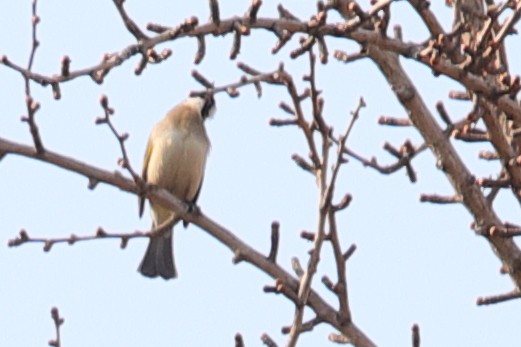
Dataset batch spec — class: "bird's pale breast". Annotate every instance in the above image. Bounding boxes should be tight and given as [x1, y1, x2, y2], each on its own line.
[147, 127, 208, 202]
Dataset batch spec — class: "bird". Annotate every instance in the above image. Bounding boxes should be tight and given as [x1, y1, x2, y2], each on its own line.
[138, 94, 215, 279]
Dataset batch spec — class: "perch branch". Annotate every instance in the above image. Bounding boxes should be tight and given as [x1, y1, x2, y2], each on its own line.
[0, 136, 375, 347]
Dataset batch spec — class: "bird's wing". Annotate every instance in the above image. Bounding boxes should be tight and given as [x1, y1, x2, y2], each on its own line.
[183, 173, 204, 229]
[191, 175, 204, 205]
[139, 138, 154, 218]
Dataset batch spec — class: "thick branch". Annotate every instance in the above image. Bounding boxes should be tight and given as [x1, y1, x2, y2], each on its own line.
[2, 13, 519, 127]
[0, 136, 375, 347]
[367, 46, 521, 290]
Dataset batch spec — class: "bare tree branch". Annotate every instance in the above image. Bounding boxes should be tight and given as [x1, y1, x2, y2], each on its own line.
[0, 136, 375, 346]
[1, 6, 518, 125]
[3, 1, 521, 345]
[48, 307, 64, 347]
[367, 44, 521, 292]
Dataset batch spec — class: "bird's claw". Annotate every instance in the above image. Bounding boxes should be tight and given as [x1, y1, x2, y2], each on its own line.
[186, 202, 201, 216]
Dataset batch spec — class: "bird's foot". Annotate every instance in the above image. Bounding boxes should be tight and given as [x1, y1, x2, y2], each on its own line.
[186, 202, 201, 216]
[183, 202, 201, 228]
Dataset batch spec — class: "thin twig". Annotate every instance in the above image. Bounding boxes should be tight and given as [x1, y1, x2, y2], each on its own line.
[22, 0, 45, 154]
[48, 307, 64, 347]
[267, 221, 280, 262]
[8, 216, 176, 252]
[113, 0, 149, 40]
[327, 211, 351, 324]
[235, 333, 245, 347]
[406, 0, 445, 37]
[476, 289, 521, 305]
[420, 194, 462, 204]
[190, 64, 284, 98]
[261, 333, 278, 347]
[287, 97, 364, 346]
[96, 95, 141, 182]
[411, 324, 420, 347]
[320, 99, 365, 325]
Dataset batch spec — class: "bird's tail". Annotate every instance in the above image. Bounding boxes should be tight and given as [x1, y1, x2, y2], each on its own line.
[138, 230, 177, 279]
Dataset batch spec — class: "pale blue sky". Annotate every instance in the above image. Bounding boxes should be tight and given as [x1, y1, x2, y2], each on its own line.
[1, 1, 520, 346]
